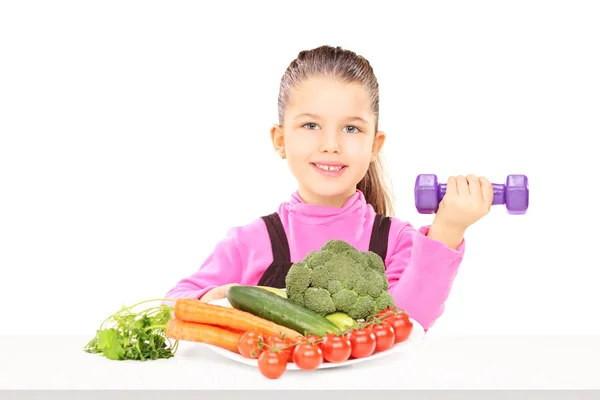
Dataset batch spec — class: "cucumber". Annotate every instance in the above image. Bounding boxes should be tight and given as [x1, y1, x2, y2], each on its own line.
[226, 286, 341, 337]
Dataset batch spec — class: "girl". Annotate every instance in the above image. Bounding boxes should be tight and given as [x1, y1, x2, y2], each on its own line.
[165, 45, 493, 331]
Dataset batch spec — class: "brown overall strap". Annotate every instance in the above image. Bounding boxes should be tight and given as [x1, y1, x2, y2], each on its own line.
[257, 213, 293, 288]
[368, 213, 392, 264]
[261, 212, 291, 263]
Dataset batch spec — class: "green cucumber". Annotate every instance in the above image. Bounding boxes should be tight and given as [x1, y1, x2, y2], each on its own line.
[226, 286, 341, 337]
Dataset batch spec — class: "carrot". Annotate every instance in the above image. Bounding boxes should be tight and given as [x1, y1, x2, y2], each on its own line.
[166, 319, 242, 353]
[174, 298, 303, 340]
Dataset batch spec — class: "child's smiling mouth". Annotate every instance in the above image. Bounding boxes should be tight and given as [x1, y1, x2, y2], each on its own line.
[310, 162, 348, 177]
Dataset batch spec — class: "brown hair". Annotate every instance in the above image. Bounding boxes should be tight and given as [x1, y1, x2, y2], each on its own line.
[277, 45, 395, 216]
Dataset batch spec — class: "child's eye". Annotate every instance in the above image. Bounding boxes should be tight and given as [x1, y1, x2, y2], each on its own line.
[343, 125, 361, 133]
[302, 123, 319, 130]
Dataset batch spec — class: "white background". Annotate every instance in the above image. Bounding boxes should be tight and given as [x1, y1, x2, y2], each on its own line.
[1, 0, 598, 336]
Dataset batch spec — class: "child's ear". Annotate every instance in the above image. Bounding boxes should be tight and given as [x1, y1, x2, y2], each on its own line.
[371, 130, 386, 161]
[270, 124, 285, 158]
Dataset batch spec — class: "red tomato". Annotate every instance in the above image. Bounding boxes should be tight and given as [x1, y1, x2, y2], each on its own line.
[385, 313, 413, 343]
[304, 334, 320, 342]
[346, 328, 376, 358]
[257, 350, 287, 379]
[266, 335, 294, 362]
[238, 331, 264, 359]
[293, 343, 323, 370]
[321, 334, 351, 363]
[376, 308, 394, 318]
[370, 322, 395, 352]
[300, 334, 322, 350]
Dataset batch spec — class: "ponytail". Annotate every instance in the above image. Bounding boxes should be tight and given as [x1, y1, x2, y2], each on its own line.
[357, 155, 395, 217]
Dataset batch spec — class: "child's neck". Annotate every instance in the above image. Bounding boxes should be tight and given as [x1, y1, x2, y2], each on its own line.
[296, 188, 357, 208]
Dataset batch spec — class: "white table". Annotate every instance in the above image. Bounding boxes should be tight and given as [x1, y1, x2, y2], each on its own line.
[0, 334, 598, 393]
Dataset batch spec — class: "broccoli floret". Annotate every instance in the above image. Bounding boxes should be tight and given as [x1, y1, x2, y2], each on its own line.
[341, 248, 367, 266]
[348, 296, 376, 320]
[304, 250, 334, 269]
[288, 291, 305, 307]
[331, 289, 358, 313]
[324, 256, 360, 290]
[320, 240, 356, 254]
[375, 291, 396, 312]
[285, 240, 397, 320]
[364, 251, 386, 275]
[327, 280, 342, 294]
[356, 251, 388, 292]
[362, 268, 385, 297]
[353, 279, 370, 296]
[303, 287, 336, 316]
[310, 263, 334, 289]
[285, 261, 311, 298]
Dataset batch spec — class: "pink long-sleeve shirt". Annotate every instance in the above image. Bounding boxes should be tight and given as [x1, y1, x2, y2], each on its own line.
[165, 190, 465, 330]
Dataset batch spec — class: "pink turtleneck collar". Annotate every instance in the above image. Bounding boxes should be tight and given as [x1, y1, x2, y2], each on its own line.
[281, 190, 370, 226]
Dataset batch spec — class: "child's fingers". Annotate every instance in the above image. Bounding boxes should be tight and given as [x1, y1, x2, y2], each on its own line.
[456, 175, 469, 196]
[479, 176, 494, 207]
[445, 176, 457, 197]
[466, 174, 481, 198]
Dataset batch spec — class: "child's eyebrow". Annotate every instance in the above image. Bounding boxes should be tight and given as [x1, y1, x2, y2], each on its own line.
[294, 113, 369, 125]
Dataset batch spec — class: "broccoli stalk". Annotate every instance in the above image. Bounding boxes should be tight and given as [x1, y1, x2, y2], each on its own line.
[285, 239, 397, 320]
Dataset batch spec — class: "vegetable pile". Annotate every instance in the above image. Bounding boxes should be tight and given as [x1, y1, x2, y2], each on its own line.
[84, 240, 414, 380]
[285, 240, 396, 320]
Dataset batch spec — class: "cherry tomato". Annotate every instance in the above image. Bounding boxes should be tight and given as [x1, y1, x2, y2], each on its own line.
[376, 308, 397, 319]
[266, 335, 294, 362]
[300, 334, 322, 350]
[370, 321, 395, 352]
[257, 350, 287, 379]
[304, 334, 320, 342]
[293, 342, 323, 370]
[321, 334, 351, 363]
[384, 313, 413, 343]
[238, 331, 264, 359]
[346, 328, 376, 358]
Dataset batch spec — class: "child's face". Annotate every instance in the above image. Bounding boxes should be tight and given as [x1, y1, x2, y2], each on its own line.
[271, 75, 385, 206]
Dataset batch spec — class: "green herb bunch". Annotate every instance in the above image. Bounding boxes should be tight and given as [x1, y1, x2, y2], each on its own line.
[83, 298, 178, 361]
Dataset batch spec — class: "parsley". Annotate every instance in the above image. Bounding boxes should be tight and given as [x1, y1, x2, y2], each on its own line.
[83, 298, 179, 361]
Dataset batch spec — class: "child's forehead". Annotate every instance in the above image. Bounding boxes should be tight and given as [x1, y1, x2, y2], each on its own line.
[286, 76, 373, 119]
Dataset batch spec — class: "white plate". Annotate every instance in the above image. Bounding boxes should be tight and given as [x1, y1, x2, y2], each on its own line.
[201, 297, 425, 370]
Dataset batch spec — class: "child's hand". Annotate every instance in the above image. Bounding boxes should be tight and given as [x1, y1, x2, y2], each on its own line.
[426, 175, 493, 249]
[435, 174, 494, 231]
[199, 283, 239, 303]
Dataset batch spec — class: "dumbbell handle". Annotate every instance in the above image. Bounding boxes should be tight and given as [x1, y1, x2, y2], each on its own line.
[437, 183, 507, 205]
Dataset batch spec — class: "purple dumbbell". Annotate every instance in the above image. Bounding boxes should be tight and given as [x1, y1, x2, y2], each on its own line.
[414, 174, 529, 214]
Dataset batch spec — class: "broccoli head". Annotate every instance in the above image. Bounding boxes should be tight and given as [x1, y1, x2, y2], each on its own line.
[285, 239, 396, 320]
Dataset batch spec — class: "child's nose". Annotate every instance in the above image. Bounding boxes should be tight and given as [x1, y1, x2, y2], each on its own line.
[319, 129, 342, 153]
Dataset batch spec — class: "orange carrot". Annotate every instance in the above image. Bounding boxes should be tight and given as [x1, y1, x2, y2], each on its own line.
[174, 298, 303, 340]
[166, 319, 242, 353]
